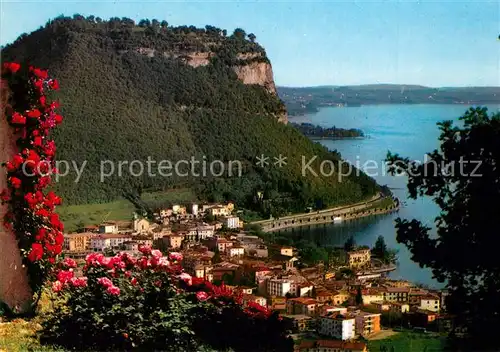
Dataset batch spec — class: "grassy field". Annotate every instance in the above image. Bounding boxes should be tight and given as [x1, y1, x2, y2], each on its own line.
[58, 188, 197, 232]
[367, 331, 447, 352]
[0, 319, 62, 352]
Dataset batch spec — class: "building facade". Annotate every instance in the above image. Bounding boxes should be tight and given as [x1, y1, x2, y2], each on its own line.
[318, 314, 356, 340]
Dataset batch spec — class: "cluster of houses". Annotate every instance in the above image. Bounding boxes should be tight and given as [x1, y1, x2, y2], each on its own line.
[63, 201, 449, 352]
[63, 202, 242, 256]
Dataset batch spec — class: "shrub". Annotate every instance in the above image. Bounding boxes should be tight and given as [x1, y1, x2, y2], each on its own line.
[40, 246, 293, 351]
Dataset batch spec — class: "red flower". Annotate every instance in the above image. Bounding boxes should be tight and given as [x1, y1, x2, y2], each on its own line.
[54, 114, 63, 125]
[106, 285, 120, 296]
[11, 112, 26, 125]
[25, 150, 41, 169]
[69, 277, 88, 288]
[44, 140, 56, 156]
[45, 243, 62, 256]
[13, 154, 24, 167]
[97, 277, 113, 288]
[196, 291, 210, 301]
[49, 213, 60, 226]
[36, 208, 49, 218]
[9, 177, 22, 189]
[39, 96, 46, 106]
[138, 245, 152, 255]
[62, 257, 77, 269]
[54, 232, 64, 245]
[30, 67, 48, 79]
[49, 79, 59, 90]
[28, 243, 44, 262]
[3, 62, 21, 73]
[27, 109, 42, 118]
[0, 190, 10, 202]
[33, 79, 43, 92]
[24, 192, 40, 208]
[33, 136, 43, 147]
[36, 176, 52, 189]
[56, 269, 74, 284]
[35, 228, 47, 241]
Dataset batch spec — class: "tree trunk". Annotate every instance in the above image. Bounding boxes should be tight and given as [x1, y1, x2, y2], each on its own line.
[0, 79, 33, 313]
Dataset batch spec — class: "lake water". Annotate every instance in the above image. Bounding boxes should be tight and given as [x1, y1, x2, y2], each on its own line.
[287, 104, 500, 288]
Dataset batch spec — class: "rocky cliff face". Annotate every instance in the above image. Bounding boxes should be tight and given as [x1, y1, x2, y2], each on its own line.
[134, 48, 287, 123]
[232, 61, 277, 95]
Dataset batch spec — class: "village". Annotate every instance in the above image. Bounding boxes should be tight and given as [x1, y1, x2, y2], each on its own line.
[63, 202, 450, 352]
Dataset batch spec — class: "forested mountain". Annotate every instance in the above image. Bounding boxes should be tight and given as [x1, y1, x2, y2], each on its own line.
[2, 15, 378, 215]
[279, 85, 500, 116]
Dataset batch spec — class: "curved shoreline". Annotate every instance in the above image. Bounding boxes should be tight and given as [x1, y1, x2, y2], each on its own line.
[251, 195, 400, 232]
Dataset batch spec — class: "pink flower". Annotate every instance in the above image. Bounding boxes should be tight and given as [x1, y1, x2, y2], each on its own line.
[57, 270, 74, 284]
[97, 277, 113, 288]
[151, 249, 162, 258]
[137, 257, 152, 270]
[130, 277, 138, 286]
[52, 280, 63, 293]
[106, 285, 120, 296]
[196, 291, 210, 301]
[69, 277, 88, 288]
[168, 252, 183, 262]
[158, 257, 170, 267]
[138, 245, 152, 255]
[178, 273, 192, 286]
[62, 257, 77, 268]
[86, 253, 104, 266]
[100, 257, 111, 267]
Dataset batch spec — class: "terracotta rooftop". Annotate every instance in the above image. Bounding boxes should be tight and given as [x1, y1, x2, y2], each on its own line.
[288, 297, 317, 305]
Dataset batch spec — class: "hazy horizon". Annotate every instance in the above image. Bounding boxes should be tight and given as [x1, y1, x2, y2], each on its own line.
[277, 84, 500, 89]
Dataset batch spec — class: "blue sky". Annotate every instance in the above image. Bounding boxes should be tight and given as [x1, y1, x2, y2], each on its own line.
[1, 0, 499, 87]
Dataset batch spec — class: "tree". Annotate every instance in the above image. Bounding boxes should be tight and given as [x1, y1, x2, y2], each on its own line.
[233, 28, 246, 40]
[386, 107, 500, 350]
[372, 235, 388, 260]
[355, 287, 363, 306]
[212, 248, 222, 264]
[247, 33, 256, 42]
[344, 236, 356, 252]
[160, 20, 168, 29]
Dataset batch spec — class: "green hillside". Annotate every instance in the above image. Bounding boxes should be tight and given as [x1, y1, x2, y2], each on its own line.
[1, 15, 379, 216]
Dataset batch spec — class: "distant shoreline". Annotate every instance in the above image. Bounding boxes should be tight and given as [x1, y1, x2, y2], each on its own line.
[288, 101, 500, 117]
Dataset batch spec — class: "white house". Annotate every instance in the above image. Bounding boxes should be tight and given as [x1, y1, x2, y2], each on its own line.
[419, 295, 441, 312]
[267, 278, 292, 297]
[191, 203, 199, 216]
[223, 216, 240, 229]
[98, 222, 118, 234]
[318, 314, 356, 340]
[185, 224, 215, 241]
[226, 246, 245, 257]
[91, 234, 132, 251]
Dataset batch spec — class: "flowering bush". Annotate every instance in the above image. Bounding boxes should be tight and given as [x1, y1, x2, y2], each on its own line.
[40, 246, 293, 351]
[1, 63, 63, 297]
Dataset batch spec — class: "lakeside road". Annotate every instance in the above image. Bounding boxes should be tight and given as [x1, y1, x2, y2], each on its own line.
[250, 194, 399, 232]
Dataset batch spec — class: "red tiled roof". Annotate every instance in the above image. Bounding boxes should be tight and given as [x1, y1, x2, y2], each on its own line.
[288, 297, 317, 305]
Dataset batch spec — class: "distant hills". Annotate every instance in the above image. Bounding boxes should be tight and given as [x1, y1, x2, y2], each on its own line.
[278, 85, 500, 116]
